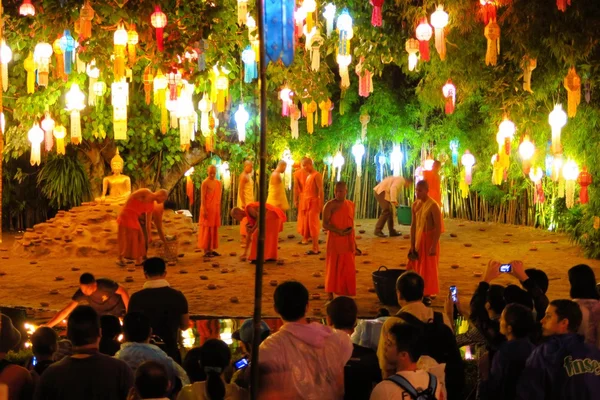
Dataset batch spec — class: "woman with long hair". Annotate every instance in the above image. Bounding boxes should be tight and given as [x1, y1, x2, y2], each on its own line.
[568, 264, 600, 347]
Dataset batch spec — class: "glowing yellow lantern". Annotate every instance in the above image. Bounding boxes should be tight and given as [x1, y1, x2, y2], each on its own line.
[548, 104, 567, 154]
[112, 80, 129, 140]
[461, 150, 475, 184]
[563, 159, 579, 209]
[390, 145, 403, 177]
[86, 60, 100, 106]
[127, 25, 139, 65]
[198, 94, 212, 137]
[352, 142, 365, 177]
[563, 67, 581, 118]
[238, 0, 248, 26]
[28, 123, 44, 166]
[484, 19, 501, 66]
[113, 24, 128, 81]
[153, 70, 168, 134]
[405, 39, 419, 71]
[79, 1, 95, 40]
[53, 125, 66, 155]
[497, 117, 516, 154]
[1, 41, 12, 92]
[177, 82, 196, 150]
[234, 104, 249, 142]
[23, 52, 35, 94]
[518, 135, 535, 174]
[215, 74, 229, 113]
[333, 151, 345, 182]
[65, 83, 86, 145]
[220, 162, 231, 190]
[33, 43, 53, 87]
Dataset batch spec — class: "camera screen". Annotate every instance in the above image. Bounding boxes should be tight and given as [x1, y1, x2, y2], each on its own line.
[500, 264, 512, 273]
[234, 357, 249, 370]
[450, 286, 458, 302]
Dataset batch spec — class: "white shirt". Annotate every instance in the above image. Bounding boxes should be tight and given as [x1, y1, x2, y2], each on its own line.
[374, 176, 405, 203]
[369, 370, 444, 400]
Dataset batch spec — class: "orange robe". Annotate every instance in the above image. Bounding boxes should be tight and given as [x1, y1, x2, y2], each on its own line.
[293, 168, 309, 237]
[300, 172, 322, 239]
[117, 197, 154, 260]
[198, 179, 222, 250]
[325, 200, 356, 296]
[237, 171, 254, 237]
[411, 198, 440, 296]
[423, 170, 445, 233]
[246, 203, 287, 261]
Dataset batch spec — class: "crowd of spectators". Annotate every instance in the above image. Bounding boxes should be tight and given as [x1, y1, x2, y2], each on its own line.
[0, 256, 599, 399]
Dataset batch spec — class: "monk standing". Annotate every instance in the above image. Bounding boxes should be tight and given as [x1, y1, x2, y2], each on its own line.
[266, 160, 290, 212]
[117, 189, 169, 266]
[237, 160, 255, 244]
[409, 180, 442, 298]
[323, 182, 360, 300]
[231, 202, 287, 262]
[198, 165, 222, 257]
[293, 157, 310, 244]
[301, 158, 324, 255]
[423, 160, 445, 232]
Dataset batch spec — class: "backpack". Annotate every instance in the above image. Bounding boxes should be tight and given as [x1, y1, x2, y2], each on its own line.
[398, 311, 465, 400]
[387, 372, 437, 400]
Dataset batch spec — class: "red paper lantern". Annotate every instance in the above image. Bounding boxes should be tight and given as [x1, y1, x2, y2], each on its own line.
[370, 0, 384, 27]
[556, 0, 572, 12]
[415, 18, 433, 62]
[577, 166, 592, 204]
[19, 0, 35, 16]
[442, 80, 456, 114]
[151, 6, 168, 52]
[479, 0, 497, 25]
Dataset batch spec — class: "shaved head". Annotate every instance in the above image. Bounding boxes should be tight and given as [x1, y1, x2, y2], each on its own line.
[335, 181, 347, 190]
[230, 207, 246, 221]
[417, 180, 429, 190]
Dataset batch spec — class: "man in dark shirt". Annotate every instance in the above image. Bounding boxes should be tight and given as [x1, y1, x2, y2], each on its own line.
[34, 305, 134, 400]
[44, 273, 130, 327]
[30, 326, 58, 386]
[326, 296, 382, 400]
[128, 257, 189, 364]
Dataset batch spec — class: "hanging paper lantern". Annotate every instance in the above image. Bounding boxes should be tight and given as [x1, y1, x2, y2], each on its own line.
[151, 6, 168, 52]
[290, 105, 300, 139]
[65, 83, 86, 145]
[265, 0, 294, 66]
[484, 20, 500, 66]
[86, 60, 99, 106]
[166, 98, 179, 130]
[337, 54, 352, 88]
[52, 38, 66, 81]
[522, 56, 537, 93]
[127, 24, 139, 65]
[405, 39, 419, 71]
[450, 140, 459, 166]
[319, 99, 332, 127]
[518, 135, 535, 174]
[279, 88, 293, 116]
[220, 162, 232, 190]
[242, 46, 257, 83]
[442, 80, 456, 114]
[153, 70, 168, 134]
[552, 154, 563, 182]
[497, 117, 516, 154]
[23, 52, 35, 94]
[548, 104, 567, 154]
[333, 151, 345, 182]
[370, 0, 384, 27]
[577, 166, 592, 205]
[112, 80, 129, 140]
[564, 67, 581, 118]
[430, 5, 449, 60]
[113, 24, 128, 81]
[1, 41, 12, 92]
[75, 47, 86, 74]
[33, 42, 53, 87]
[294, 6, 306, 41]
[282, 149, 294, 189]
[143, 66, 154, 105]
[529, 167, 545, 204]
[177, 82, 196, 150]
[360, 114, 370, 140]
[234, 104, 250, 142]
[479, 0, 497, 25]
[28, 124, 44, 166]
[424, 157, 435, 171]
[323, 4, 336, 37]
[415, 18, 433, 62]
[491, 154, 503, 185]
[356, 58, 373, 97]
[167, 68, 182, 101]
[310, 32, 324, 72]
[238, 0, 248, 26]
[303, 0, 317, 31]
[305, 101, 317, 134]
[197, 39, 208, 72]
[198, 94, 212, 137]
[79, 1, 95, 40]
[390, 145, 403, 177]
[337, 9, 354, 56]
[545, 149, 554, 177]
[563, 159, 579, 209]
[461, 150, 475, 184]
[557, 0, 572, 12]
[93, 80, 107, 111]
[41, 113, 55, 152]
[59, 30, 76, 75]
[375, 151, 387, 182]
[19, 0, 35, 16]
[185, 167, 195, 206]
[352, 142, 365, 177]
[53, 125, 66, 155]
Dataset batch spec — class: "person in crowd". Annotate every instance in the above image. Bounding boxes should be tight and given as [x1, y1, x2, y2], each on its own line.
[370, 323, 445, 400]
[236, 160, 254, 244]
[230, 202, 287, 263]
[503, 285, 534, 310]
[568, 264, 600, 347]
[480, 303, 536, 400]
[0, 314, 33, 400]
[117, 188, 169, 266]
[409, 180, 442, 299]
[115, 312, 189, 391]
[34, 306, 133, 400]
[230, 319, 271, 388]
[266, 160, 290, 212]
[258, 281, 353, 399]
[326, 296, 381, 400]
[44, 273, 129, 327]
[99, 315, 123, 356]
[510, 261, 550, 322]
[323, 181, 360, 300]
[198, 165, 222, 257]
[128, 257, 189, 363]
[373, 175, 411, 237]
[181, 348, 205, 384]
[130, 361, 171, 400]
[30, 326, 58, 381]
[300, 158, 324, 255]
[177, 339, 248, 400]
[517, 299, 600, 399]
[293, 157, 310, 244]
[352, 308, 391, 352]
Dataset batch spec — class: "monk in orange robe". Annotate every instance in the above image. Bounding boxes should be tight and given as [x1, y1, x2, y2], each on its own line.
[323, 182, 360, 300]
[117, 189, 168, 266]
[409, 180, 442, 297]
[198, 165, 222, 257]
[423, 160, 445, 232]
[300, 158, 324, 255]
[231, 202, 287, 262]
[237, 160, 255, 243]
[293, 157, 310, 244]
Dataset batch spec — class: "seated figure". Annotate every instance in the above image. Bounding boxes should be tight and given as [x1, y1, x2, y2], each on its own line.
[96, 149, 131, 205]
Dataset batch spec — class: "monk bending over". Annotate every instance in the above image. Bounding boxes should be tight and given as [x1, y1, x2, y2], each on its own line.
[266, 160, 290, 212]
[409, 180, 442, 297]
[323, 182, 360, 300]
[293, 157, 310, 244]
[231, 202, 287, 262]
[237, 160, 255, 244]
[117, 188, 168, 266]
[300, 158, 324, 255]
[198, 165, 222, 257]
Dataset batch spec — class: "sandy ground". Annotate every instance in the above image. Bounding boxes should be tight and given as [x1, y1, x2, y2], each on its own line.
[1, 218, 599, 320]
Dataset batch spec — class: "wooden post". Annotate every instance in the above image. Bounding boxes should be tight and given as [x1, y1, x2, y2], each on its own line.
[0, 1, 4, 244]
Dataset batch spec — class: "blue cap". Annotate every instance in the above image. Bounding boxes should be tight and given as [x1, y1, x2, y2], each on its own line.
[232, 319, 271, 343]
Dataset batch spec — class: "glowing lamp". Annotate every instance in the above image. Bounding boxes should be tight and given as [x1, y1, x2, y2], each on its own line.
[405, 39, 419, 72]
[519, 136, 535, 174]
[220, 162, 231, 190]
[177, 83, 196, 149]
[127, 25, 139, 65]
[1, 113, 5, 134]
[333, 151, 345, 182]
[79, 1, 95, 40]
[530, 167, 545, 204]
[234, 104, 250, 142]
[28, 123, 44, 166]
[151, 6, 168, 52]
[424, 157, 435, 171]
[497, 117, 516, 154]
[282, 149, 294, 189]
[279, 88, 293, 116]
[86, 61, 100, 106]
[564, 67, 581, 118]
[370, 0, 384, 27]
[484, 20, 501, 66]
[337, 8, 354, 56]
[442, 80, 456, 114]
[548, 104, 567, 154]
[41, 113, 55, 152]
[375, 151, 387, 182]
[323, 4, 336, 37]
[577, 166, 592, 205]
[242, 46, 257, 83]
[53, 125, 66, 155]
[552, 154, 563, 182]
[461, 150, 475, 184]
[33, 42, 53, 87]
[1, 40, 13, 92]
[450, 140, 459, 165]
[303, 0, 317, 31]
[19, 0, 35, 16]
[238, 0, 248, 26]
[198, 94, 212, 137]
[352, 142, 366, 177]
[65, 83, 86, 145]
[59, 30, 76, 75]
[390, 145, 403, 177]
[430, 5, 449, 60]
[563, 159, 579, 209]
[153, 70, 168, 134]
[415, 19, 433, 62]
[529, 167, 543, 183]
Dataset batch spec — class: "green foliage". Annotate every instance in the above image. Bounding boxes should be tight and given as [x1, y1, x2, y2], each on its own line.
[36, 151, 92, 210]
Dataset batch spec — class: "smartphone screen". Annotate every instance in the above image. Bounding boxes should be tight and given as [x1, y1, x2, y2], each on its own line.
[499, 264, 512, 273]
[234, 357, 249, 370]
[32, 356, 37, 366]
[449, 286, 458, 303]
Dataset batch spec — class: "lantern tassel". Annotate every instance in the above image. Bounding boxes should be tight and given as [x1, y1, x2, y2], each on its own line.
[290, 106, 300, 139]
[70, 111, 82, 145]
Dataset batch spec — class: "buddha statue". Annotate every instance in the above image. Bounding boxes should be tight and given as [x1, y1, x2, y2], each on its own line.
[95, 149, 131, 204]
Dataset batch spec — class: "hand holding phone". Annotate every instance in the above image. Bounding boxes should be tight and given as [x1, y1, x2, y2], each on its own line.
[449, 286, 458, 303]
[234, 357, 249, 370]
[499, 264, 512, 273]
